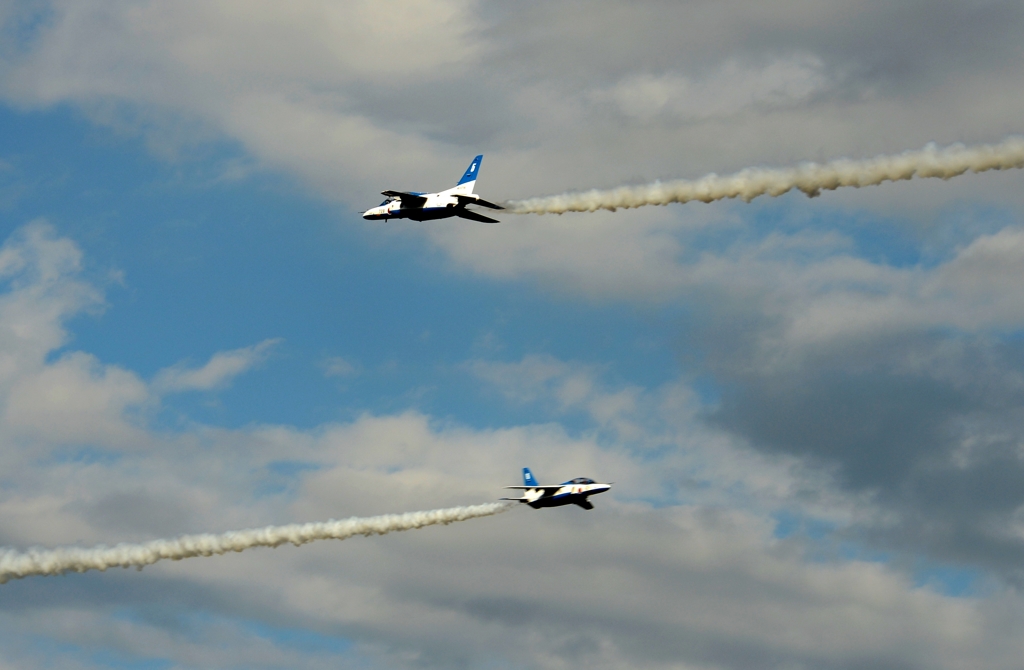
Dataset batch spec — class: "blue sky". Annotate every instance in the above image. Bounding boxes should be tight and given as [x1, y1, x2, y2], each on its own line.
[3, 2, 1024, 669]
[2, 104, 684, 433]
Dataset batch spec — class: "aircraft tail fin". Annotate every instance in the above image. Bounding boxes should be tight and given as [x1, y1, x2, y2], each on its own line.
[458, 155, 483, 186]
[523, 467, 538, 487]
[446, 155, 483, 195]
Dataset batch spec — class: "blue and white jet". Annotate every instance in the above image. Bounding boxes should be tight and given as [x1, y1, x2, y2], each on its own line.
[362, 155, 504, 224]
[501, 468, 611, 510]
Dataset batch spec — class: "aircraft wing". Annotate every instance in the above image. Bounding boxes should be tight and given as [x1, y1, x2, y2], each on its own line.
[455, 209, 500, 224]
[381, 190, 428, 207]
[454, 195, 505, 210]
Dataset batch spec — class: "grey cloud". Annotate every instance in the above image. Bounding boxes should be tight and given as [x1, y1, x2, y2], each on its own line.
[344, 77, 517, 151]
[704, 322, 1024, 579]
[0, 572, 242, 615]
[486, 0, 1024, 90]
[8, 0, 1024, 211]
[767, 1, 1024, 89]
[351, 507, 1023, 670]
[898, 450, 1024, 569]
[0, 388, 1013, 670]
[712, 368, 969, 490]
[6, 4, 1024, 669]
[79, 491, 192, 537]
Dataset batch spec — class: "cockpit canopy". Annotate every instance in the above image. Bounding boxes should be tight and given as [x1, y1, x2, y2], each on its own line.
[566, 477, 595, 485]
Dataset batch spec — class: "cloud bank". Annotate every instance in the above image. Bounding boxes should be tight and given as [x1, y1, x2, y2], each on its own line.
[0, 220, 1022, 667]
[4, 1, 1024, 668]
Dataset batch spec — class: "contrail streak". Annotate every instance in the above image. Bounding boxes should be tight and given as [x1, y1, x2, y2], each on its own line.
[0, 502, 513, 584]
[505, 136, 1024, 215]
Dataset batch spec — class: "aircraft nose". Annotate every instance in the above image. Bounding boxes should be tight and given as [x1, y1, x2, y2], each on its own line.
[595, 484, 611, 494]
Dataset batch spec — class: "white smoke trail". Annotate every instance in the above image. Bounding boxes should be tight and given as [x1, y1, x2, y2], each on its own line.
[0, 502, 514, 584]
[506, 136, 1024, 214]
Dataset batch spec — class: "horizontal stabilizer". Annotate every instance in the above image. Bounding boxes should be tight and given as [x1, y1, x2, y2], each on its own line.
[474, 198, 505, 210]
[381, 190, 427, 207]
[455, 209, 500, 224]
[455, 195, 504, 210]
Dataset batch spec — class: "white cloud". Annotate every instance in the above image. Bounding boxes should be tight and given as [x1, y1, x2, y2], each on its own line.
[467, 354, 593, 404]
[5, 3, 1024, 667]
[3, 351, 149, 447]
[6, 0, 1024, 210]
[0, 223, 1014, 668]
[5, 0, 1024, 316]
[4, 217, 1020, 669]
[466, 353, 863, 524]
[0, 227, 903, 668]
[743, 226, 1024, 362]
[425, 206, 700, 301]
[5, 0, 482, 100]
[1, 406, 1003, 670]
[322, 355, 357, 378]
[0, 222, 146, 453]
[1, 0, 486, 202]
[441, 215, 1024, 368]
[153, 338, 281, 393]
[467, 354, 650, 443]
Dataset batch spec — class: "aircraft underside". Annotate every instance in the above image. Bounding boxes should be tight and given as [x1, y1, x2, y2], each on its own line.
[396, 207, 458, 221]
[529, 495, 595, 510]
[382, 207, 497, 223]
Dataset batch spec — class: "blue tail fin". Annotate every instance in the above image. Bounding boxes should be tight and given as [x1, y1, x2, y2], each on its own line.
[523, 467, 538, 487]
[457, 155, 483, 186]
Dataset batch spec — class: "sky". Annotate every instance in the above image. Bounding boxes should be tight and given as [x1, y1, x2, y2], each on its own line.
[2, 0, 1024, 668]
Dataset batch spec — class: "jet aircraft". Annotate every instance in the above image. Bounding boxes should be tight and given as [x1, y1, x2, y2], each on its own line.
[362, 155, 504, 223]
[501, 468, 611, 510]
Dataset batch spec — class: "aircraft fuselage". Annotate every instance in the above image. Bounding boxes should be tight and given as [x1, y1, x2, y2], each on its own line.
[363, 195, 464, 222]
[502, 470, 612, 510]
[521, 482, 612, 509]
[362, 155, 503, 224]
